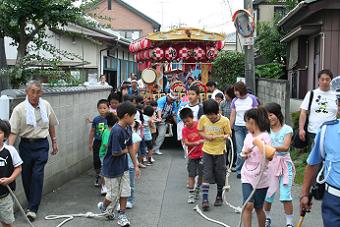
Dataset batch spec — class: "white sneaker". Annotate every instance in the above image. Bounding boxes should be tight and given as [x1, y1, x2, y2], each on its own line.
[97, 202, 106, 213]
[126, 201, 133, 209]
[117, 213, 130, 226]
[155, 150, 163, 155]
[187, 194, 195, 204]
[150, 157, 155, 162]
[116, 203, 120, 211]
[26, 211, 37, 221]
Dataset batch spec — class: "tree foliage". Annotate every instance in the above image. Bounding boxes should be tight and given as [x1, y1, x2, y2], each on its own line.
[0, 0, 84, 64]
[255, 62, 285, 79]
[212, 50, 245, 88]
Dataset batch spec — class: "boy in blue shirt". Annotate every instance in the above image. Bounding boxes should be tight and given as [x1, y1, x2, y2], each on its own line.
[88, 99, 109, 187]
[98, 101, 140, 227]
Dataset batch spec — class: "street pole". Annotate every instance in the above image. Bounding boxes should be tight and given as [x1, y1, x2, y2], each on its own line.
[244, 0, 256, 94]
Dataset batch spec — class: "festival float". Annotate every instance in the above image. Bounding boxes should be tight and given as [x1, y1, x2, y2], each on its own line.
[128, 28, 225, 101]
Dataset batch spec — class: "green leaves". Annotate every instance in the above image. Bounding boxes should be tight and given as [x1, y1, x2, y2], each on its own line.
[212, 50, 245, 88]
[255, 62, 285, 79]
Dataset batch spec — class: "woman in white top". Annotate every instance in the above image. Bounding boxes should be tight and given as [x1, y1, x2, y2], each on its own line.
[230, 81, 259, 177]
[299, 69, 338, 143]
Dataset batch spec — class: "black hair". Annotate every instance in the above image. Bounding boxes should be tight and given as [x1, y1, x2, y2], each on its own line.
[143, 105, 154, 117]
[106, 112, 118, 127]
[225, 86, 236, 100]
[206, 81, 217, 87]
[318, 69, 333, 80]
[150, 100, 157, 107]
[97, 99, 109, 108]
[116, 101, 136, 119]
[244, 107, 270, 132]
[189, 85, 200, 95]
[123, 94, 133, 102]
[135, 95, 144, 104]
[203, 99, 219, 115]
[215, 92, 224, 100]
[265, 102, 284, 125]
[133, 120, 140, 131]
[136, 103, 144, 111]
[0, 119, 11, 138]
[108, 93, 121, 103]
[180, 107, 194, 120]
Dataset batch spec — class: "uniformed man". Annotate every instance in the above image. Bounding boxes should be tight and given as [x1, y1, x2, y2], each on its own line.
[300, 119, 340, 226]
[8, 80, 59, 221]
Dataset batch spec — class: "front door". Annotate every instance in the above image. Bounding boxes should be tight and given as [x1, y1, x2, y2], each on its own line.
[105, 70, 117, 90]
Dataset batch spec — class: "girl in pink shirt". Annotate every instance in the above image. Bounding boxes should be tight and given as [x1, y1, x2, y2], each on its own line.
[241, 107, 271, 227]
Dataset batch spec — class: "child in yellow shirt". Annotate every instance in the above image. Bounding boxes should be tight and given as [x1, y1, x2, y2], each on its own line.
[198, 99, 232, 211]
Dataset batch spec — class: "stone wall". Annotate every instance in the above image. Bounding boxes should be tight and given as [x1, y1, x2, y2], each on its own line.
[256, 78, 291, 124]
[1, 86, 111, 205]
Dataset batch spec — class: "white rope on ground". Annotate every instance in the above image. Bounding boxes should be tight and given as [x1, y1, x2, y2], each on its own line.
[193, 205, 231, 227]
[6, 185, 35, 227]
[44, 175, 124, 227]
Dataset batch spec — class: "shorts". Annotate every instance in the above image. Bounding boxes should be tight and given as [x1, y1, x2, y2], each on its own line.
[105, 171, 131, 201]
[265, 162, 294, 203]
[93, 140, 101, 171]
[187, 158, 203, 178]
[145, 140, 153, 150]
[138, 140, 147, 157]
[0, 194, 15, 224]
[203, 153, 226, 186]
[242, 183, 268, 209]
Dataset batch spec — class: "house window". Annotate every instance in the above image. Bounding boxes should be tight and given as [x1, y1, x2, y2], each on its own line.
[108, 0, 112, 10]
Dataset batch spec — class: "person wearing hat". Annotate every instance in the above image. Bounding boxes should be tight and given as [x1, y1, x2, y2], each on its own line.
[128, 80, 140, 96]
[186, 74, 195, 90]
[153, 92, 178, 155]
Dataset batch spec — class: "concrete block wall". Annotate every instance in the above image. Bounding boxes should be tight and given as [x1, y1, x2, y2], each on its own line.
[1, 86, 111, 205]
[256, 78, 291, 124]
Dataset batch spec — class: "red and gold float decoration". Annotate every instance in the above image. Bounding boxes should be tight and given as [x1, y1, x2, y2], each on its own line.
[165, 47, 177, 61]
[206, 47, 218, 60]
[193, 47, 205, 61]
[151, 47, 164, 61]
[178, 47, 190, 61]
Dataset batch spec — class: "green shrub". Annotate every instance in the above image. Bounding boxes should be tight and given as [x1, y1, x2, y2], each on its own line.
[255, 62, 285, 79]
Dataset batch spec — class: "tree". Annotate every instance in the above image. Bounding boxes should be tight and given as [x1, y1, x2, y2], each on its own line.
[212, 50, 245, 88]
[0, 0, 83, 65]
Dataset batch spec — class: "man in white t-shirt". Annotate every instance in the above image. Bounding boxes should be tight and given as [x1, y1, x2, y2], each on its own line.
[299, 69, 338, 142]
[207, 81, 224, 100]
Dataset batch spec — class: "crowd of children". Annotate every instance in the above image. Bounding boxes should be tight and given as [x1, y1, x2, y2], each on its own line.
[0, 79, 297, 227]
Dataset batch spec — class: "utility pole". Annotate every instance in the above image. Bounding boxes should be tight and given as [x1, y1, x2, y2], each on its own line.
[243, 0, 256, 94]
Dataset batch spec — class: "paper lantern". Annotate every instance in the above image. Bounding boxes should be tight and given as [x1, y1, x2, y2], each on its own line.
[151, 47, 164, 61]
[206, 47, 218, 60]
[216, 40, 224, 50]
[165, 47, 177, 61]
[178, 47, 190, 61]
[135, 52, 140, 62]
[143, 49, 151, 60]
[193, 47, 205, 61]
[129, 44, 134, 53]
[141, 39, 152, 49]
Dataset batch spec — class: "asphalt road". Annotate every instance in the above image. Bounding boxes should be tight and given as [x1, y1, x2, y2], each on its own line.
[14, 148, 322, 227]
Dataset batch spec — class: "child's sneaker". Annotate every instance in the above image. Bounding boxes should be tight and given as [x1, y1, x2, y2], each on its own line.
[97, 202, 106, 213]
[265, 218, 271, 227]
[214, 196, 223, 207]
[126, 201, 134, 209]
[202, 200, 209, 211]
[187, 194, 195, 204]
[117, 213, 130, 226]
[150, 157, 155, 163]
[286, 225, 294, 227]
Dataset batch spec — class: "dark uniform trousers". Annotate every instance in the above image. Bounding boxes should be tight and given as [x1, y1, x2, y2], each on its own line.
[19, 138, 49, 213]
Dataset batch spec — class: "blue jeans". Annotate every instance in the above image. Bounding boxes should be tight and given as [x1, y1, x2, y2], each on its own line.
[234, 125, 248, 174]
[19, 138, 49, 213]
[127, 168, 135, 204]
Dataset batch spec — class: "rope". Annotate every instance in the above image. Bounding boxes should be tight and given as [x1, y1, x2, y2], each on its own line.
[193, 205, 231, 227]
[44, 175, 124, 227]
[6, 185, 35, 227]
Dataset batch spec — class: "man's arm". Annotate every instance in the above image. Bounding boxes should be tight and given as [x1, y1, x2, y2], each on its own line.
[49, 125, 58, 155]
[300, 164, 320, 211]
[8, 133, 17, 146]
[299, 109, 307, 141]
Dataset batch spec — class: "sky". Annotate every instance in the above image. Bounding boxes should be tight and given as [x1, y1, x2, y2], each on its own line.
[123, 0, 244, 35]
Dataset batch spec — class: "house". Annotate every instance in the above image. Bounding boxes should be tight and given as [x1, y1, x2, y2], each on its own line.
[278, 0, 340, 99]
[224, 32, 237, 51]
[4, 22, 135, 89]
[253, 0, 287, 24]
[87, 0, 161, 41]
